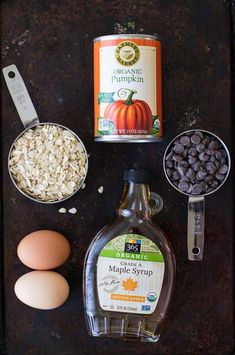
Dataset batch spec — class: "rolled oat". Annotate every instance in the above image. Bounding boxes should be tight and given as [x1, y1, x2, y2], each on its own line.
[9, 124, 87, 202]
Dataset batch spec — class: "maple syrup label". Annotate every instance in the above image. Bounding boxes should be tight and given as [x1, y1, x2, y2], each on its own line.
[97, 234, 165, 314]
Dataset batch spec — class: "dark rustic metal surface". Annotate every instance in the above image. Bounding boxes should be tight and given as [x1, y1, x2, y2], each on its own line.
[1, 1, 234, 354]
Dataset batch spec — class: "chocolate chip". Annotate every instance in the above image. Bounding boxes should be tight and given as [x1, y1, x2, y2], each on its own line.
[192, 162, 201, 171]
[218, 164, 228, 174]
[166, 160, 174, 168]
[204, 175, 213, 183]
[188, 156, 197, 165]
[205, 162, 216, 174]
[178, 181, 189, 192]
[215, 150, 222, 160]
[202, 136, 210, 145]
[178, 161, 188, 169]
[180, 136, 190, 146]
[173, 155, 183, 162]
[196, 143, 206, 153]
[180, 176, 190, 182]
[192, 184, 202, 195]
[178, 166, 186, 176]
[186, 168, 195, 179]
[174, 162, 179, 170]
[191, 135, 201, 145]
[208, 140, 220, 150]
[188, 147, 197, 156]
[174, 143, 184, 154]
[166, 168, 172, 177]
[196, 169, 207, 181]
[220, 149, 227, 159]
[172, 171, 180, 180]
[209, 156, 216, 162]
[210, 181, 219, 189]
[208, 140, 217, 149]
[200, 182, 208, 192]
[199, 152, 209, 161]
[195, 131, 204, 139]
[200, 161, 206, 168]
[220, 158, 226, 165]
[183, 149, 189, 158]
[215, 173, 225, 181]
[166, 151, 174, 160]
[206, 148, 215, 156]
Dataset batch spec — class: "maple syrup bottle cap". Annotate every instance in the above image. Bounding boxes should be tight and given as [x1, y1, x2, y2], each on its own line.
[124, 169, 151, 184]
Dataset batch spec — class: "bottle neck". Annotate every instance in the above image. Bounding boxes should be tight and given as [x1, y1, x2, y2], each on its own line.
[118, 182, 152, 218]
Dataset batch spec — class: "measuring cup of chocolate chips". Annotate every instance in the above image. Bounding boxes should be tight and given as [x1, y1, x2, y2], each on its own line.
[163, 129, 231, 261]
[3, 64, 88, 203]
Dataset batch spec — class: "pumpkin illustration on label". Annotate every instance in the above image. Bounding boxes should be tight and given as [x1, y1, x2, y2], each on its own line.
[104, 89, 152, 135]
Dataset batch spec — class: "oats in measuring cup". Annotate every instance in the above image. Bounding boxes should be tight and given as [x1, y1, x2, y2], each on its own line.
[9, 124, 87, 202]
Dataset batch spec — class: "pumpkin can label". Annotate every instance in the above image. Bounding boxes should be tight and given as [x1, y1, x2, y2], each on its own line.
[94, 35, 162, 142]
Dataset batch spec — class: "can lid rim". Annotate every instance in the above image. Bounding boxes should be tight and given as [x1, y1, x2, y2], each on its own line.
[93, 34, 161, 42]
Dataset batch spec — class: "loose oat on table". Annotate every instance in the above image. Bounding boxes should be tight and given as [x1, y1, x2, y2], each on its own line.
[9, 124, 87, 202]
[98, 186, 104, 194]
[68, 207, 77, 214]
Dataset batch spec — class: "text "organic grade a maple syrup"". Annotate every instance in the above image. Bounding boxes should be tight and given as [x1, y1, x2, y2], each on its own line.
[83, 170, 175, 342]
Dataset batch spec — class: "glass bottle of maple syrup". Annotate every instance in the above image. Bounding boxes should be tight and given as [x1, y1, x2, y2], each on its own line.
[83, 170, 175, 342]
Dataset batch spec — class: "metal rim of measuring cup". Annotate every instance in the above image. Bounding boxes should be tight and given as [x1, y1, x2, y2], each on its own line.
[163, 129, 231, 197]
[8, 122, 89, 204]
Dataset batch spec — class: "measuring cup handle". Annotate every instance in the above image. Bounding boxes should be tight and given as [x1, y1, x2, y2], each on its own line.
[150, 192, 163, 215]
[2, 64, 39, 129]
[187, 196, 205, 261]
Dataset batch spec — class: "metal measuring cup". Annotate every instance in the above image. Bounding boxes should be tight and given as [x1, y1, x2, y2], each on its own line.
[163, 129, 231, 261]
[3, 64, 88, 204]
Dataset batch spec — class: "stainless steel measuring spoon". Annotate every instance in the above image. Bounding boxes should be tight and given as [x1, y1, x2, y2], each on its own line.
[163, 129, 231, 261]
[3, 64, 88, 203]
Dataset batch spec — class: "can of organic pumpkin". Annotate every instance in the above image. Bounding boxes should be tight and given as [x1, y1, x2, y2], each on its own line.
[94, 34, 162, 142]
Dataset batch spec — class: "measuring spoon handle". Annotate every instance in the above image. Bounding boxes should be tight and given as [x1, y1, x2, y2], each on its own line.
[187, 196, 205, 261]
[2, 64, 39, 129]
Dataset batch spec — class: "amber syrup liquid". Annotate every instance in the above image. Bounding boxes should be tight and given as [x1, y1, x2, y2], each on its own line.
[83, 182, 175, 342]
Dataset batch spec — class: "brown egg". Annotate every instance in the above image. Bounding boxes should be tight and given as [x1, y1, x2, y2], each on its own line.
[14, 271, 70, 310]
[17, 230, 70, 270]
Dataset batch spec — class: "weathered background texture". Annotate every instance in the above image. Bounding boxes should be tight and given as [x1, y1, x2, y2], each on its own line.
[1, 1, 234, 354]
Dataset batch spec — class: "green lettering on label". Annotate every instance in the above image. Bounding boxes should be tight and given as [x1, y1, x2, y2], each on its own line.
[100, 249, 164, 262]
